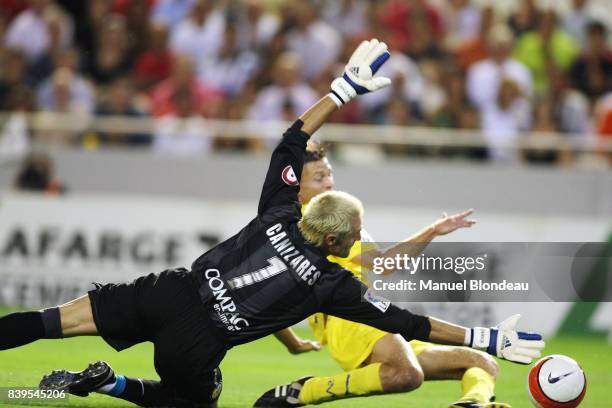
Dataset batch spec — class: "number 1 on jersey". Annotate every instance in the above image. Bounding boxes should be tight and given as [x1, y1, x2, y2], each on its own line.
[228, 257, 288, 289]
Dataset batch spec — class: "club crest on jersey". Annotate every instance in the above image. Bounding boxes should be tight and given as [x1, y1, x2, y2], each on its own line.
[281, 165, 299, 186]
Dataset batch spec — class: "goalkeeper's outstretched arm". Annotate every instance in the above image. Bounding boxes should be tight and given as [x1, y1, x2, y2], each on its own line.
[324, 273, 545, 365]
[428, 315, 546, 365]
[258, 39, 392, 217]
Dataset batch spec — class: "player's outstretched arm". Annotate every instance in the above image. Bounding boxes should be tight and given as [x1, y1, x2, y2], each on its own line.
[358, 209, 477, 275]
[300, 38, 391, 136]
[324, 274, 544, 365]
[428, 314, 545, 365]
[257, 39, 391, 216]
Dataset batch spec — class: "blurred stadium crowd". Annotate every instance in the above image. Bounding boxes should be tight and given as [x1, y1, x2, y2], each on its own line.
[0, 0, 611, 165]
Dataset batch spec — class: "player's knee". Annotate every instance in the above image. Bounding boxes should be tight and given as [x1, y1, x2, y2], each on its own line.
[479, 353, 499, 378]
[174, 367, 221, 408]
[464, 349, 499, 378]
[201, 367, 223, 406]
[381, 362, 424, 392]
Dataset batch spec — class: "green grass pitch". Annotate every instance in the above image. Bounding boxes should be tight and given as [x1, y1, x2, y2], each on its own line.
[0, 314, 609, 407]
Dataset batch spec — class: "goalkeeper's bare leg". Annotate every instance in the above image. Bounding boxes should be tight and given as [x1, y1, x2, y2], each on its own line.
[0, 294, 97, 350]
[0, 271, 225, 407]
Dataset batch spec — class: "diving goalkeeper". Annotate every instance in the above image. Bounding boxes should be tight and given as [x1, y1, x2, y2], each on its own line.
[0, 39, 544, 408]
[259, 143, 513, 408]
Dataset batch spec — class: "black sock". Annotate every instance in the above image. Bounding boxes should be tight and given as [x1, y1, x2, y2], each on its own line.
[40, 307, 63, 339]
[108, 377, 203, 407]
[0, 311, 45, 350]
[112, 377, 180, 407]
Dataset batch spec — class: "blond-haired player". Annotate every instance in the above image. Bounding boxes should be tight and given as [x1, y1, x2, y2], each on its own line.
[263, 142, 511, 408]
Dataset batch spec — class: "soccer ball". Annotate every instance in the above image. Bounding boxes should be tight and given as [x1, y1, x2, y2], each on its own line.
[527, 355, 586, 407]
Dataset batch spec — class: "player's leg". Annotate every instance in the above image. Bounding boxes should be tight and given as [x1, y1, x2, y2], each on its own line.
[141, 321, 225, 408]
[40, 360, 220, 407]
[365, 333, 425, 392]
[96, 268, 224, 407]
[110, 268, 223, 407]
[255, 317, 424, 406]
[40, 269, 224, 407]
[304, 317, 423, 402]
[297, 318, 423, 404]
[261, 333, 424, 406]
[58, 294, 98, 336]
[0, 294, 97, 350]
[415, 342, 508, 407]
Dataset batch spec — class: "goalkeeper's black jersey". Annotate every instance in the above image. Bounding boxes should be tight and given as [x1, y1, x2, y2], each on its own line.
[190, 120, 430, 347]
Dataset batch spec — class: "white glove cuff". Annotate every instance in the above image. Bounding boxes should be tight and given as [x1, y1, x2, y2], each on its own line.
[468, 327, 491, 349]
[330, 77, 357, 106]
[327, 92, 344, 108]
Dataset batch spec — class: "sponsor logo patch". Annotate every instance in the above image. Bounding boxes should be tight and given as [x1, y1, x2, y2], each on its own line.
[364, 288, 390, 312]
[205, 268, 250, 331]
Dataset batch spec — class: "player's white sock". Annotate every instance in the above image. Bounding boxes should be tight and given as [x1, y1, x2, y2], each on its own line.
[96, 380, 116, 393]
[96, 375, 126, 396]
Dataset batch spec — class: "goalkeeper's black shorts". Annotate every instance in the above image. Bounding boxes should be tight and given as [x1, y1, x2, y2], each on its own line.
[88, 267, 226, 404]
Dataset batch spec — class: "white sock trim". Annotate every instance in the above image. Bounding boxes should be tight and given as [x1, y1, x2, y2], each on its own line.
[137, 378, 144, 397]
[96, 379, 117, 394]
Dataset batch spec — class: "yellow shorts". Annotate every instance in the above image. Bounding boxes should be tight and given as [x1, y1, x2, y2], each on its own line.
[309, 314, 433, 372]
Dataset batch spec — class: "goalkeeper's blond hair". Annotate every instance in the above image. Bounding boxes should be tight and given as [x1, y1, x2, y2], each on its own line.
[299, 191, 363, 247]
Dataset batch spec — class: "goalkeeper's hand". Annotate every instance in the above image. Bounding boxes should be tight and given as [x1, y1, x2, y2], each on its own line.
[329, 38, 391, 107]
[469, 314, 545, 364]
